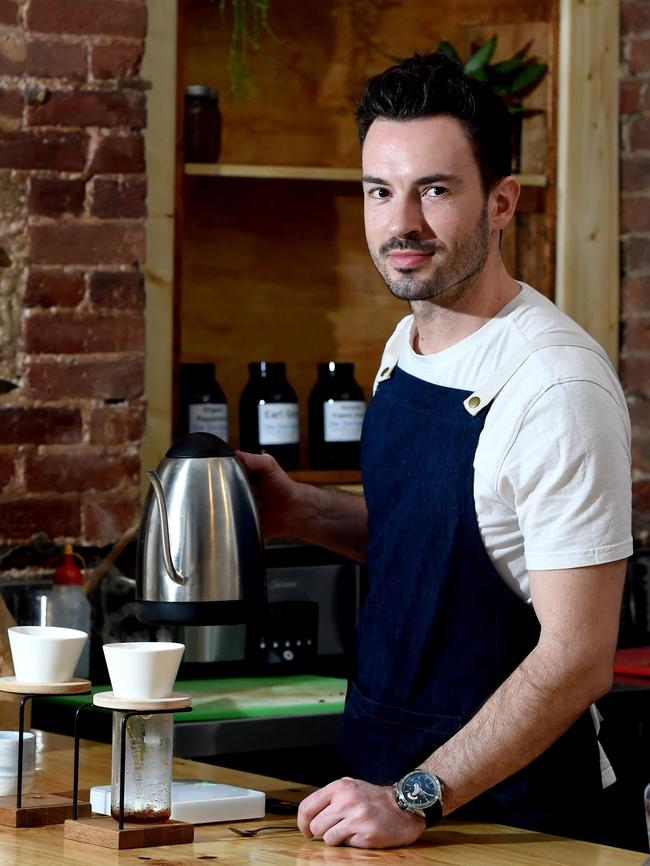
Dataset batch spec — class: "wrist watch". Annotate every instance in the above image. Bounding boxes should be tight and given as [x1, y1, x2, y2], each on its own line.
[394, 768, 444, 828]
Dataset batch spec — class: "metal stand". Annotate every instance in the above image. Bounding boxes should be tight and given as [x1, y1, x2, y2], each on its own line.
[65, 692, 194, 850]
[0, 677, 92, 827]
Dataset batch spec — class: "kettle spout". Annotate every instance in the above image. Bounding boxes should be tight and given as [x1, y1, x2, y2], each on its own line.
[146, 470, 189, 586]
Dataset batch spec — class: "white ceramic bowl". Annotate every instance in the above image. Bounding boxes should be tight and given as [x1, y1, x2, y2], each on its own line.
[103, 642, 185, 700]
[8, 626, 88, 684]
[0, 731, 35, 797]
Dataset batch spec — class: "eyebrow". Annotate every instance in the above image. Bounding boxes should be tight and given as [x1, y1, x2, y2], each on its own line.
[362, 174, 463, 186]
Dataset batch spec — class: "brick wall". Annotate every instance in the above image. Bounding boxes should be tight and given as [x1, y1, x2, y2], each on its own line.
[0, 0, 147, 575]
[621, 0, 650, 545]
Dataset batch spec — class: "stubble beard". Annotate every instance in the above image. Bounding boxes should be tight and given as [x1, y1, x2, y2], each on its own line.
[370, 202, 491, 308]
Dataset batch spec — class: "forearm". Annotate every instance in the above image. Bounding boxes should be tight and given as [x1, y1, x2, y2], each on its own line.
[422, 644, 612, 813]
[284, 484, 368, 562]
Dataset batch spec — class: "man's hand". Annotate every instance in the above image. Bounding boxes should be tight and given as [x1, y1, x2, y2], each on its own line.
[297, 777, 425, 848]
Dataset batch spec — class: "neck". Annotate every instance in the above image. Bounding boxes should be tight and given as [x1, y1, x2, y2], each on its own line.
[411, 257, 520, 356]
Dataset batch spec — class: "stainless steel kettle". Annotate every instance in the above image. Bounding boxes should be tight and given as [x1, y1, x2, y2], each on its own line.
[135, 433, 265, 625]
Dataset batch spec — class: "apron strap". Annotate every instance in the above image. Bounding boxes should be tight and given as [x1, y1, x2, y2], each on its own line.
[462, 335, 613, 416]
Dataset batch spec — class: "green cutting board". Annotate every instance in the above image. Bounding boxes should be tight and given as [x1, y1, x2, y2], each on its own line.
[41, 675, 348, 722]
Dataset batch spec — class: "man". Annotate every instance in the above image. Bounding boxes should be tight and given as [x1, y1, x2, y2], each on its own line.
[238, 53, 632, 848]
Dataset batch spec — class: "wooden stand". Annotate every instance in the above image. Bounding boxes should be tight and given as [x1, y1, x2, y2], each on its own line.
[63, 692, 194, 850]
[0, 678, 92, 827]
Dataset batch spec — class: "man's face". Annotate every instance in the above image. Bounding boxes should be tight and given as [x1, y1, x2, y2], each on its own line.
[362, 116, 492, 305]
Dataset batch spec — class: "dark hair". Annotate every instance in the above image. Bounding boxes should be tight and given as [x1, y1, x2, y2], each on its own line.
[356, 52, 512, 194]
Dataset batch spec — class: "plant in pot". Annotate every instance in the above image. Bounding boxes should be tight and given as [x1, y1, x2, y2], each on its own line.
[211, 0, 275, 102]
[436, 36, 548, 172]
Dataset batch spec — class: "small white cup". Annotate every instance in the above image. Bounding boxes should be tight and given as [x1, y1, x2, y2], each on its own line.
[103, 642, 185, 700]
[8, 626, 88, 684]
[0, 731, 35, 797]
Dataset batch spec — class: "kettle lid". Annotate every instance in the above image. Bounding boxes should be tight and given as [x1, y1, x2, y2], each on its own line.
[166, 432, 235, 458]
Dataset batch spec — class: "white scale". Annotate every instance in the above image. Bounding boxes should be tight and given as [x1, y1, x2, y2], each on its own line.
[90, 778, 266, 824]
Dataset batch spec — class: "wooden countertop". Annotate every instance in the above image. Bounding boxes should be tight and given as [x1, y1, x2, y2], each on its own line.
[1, 731, 645, 865]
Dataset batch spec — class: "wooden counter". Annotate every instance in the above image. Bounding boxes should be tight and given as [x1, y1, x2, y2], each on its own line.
[1, 731, 645, 866]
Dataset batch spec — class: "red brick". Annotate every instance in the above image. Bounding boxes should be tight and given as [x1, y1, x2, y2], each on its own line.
[622, 156, 650, 193]
[26, 38, 87, 81]
[622, 1, 650, 35]
[621, 355, 650, 394]
[0, 35, 26, 76]
[26, 358, 144, 400]
[622, 315, 650, 352]
[633, 479, 650, 511]
[630, 115, 650, 152]
[91, 41, 143, 80]
[0, 407, 82, 444]
[25, 269, 85, 307]
[89, 270, 144, 309]
[0, 90, 22, 129]
[90, 404, 145, 445]
[88, 132, 144, 173]
[28, 177, 85, 218]
[0, 496, 80, 540]
[0, 454, 14, 490]
[83, 492, 140, 545]
[28, 89, 146, 129]
[622, 275, 650, 312]
[621, 197, 650, 233]
[0, 130, 87, 171]
[624, 236, 650, 273]
[629, 37, 650, 75]
[91, 177, 146, 218]
[26, 0, 147, 39]
[632, 430, 650, 475]
[29, 223, 145, 266]
[24, 311, 144, 353]
[25, 451, 139, 493]
[0, 0, 17, 26]
[629, 392, 650, 427]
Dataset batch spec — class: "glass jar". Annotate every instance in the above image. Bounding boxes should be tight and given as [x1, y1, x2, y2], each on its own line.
[184, 85, 221, 163]
[179, 362, 228, 442]
[111, 713, 173, 824]
[239, 362, 299, 470]
[308, 362, 366, 469]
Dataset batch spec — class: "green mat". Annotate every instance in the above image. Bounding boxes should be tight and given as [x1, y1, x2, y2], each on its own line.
[40, 675, 348, 722]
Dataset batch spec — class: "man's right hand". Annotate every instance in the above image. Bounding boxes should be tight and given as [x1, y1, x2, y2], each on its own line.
[236, 450, 300, 539]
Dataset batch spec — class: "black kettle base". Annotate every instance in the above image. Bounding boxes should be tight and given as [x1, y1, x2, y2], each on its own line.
[136, 599, 262, 626]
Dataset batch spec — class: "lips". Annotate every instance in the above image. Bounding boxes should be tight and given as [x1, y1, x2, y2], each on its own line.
[388, 252, 432, 269]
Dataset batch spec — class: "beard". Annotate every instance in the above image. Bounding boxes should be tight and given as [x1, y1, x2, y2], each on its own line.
[369, 202, 490, 304]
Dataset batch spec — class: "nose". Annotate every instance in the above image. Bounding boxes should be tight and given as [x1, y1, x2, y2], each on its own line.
[388, 191, 427, 238]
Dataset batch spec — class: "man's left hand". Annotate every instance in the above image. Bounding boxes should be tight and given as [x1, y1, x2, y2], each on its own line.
[297, 777, 426, 848]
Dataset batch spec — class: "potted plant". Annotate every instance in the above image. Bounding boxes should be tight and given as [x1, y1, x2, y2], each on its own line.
[212, 0, 275, 102]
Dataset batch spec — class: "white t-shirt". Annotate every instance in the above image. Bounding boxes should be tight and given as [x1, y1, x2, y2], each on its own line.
[373, 283, 632, 789]
[374, 282, 633, 601]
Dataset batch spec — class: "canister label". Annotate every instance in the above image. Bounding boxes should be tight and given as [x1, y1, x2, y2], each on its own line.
[324, 400, 365, 442]
[258, 403, 299, 445]
[189, 403, 228, 441]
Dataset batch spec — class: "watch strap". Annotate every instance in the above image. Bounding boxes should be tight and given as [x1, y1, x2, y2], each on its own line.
[422, 798, 443, 828]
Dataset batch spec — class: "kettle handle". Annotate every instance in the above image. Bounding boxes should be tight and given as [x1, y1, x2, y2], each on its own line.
[146, 470, 189, 586]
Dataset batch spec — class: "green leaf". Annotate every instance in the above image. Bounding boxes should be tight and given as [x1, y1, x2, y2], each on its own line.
[464, 36, 497, 76]
[436, 40, 461, 64]
[510, 62, 547, 93]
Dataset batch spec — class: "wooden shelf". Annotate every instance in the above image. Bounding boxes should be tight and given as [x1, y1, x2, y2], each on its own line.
[185, 163, 548, 188]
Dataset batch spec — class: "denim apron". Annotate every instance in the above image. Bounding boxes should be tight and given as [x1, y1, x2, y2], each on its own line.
[337, 337, 612, 839]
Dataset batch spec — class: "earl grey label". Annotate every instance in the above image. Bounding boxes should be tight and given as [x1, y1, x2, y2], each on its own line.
[189, 403, 228, 441]
[324, 400, 366, 442]
[258, 403, 299, 445]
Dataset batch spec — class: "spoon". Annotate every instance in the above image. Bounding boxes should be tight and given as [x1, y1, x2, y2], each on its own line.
[226, 823, 299, 837]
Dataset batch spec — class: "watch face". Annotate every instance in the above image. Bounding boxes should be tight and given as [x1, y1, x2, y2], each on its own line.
[399, 771, 441, 809]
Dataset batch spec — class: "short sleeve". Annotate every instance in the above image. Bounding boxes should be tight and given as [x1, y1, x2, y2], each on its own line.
[496, 379, 633, 571]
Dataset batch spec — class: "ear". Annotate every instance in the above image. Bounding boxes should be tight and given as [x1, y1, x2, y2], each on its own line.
[489, 176, 520, 231]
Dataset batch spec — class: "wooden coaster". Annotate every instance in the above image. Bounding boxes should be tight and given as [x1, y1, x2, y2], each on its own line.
[0, 677, 91, 695]
[64, 815, 194, 849]
[0, 792, 91, 827]
[93, 692, 191, 711]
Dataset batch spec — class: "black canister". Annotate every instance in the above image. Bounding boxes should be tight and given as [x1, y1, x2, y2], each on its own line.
[308, 362, 366, 470]
[239, 362, 299, 470]
[179, 363, 228, 442]
[184, 85, 221, 163]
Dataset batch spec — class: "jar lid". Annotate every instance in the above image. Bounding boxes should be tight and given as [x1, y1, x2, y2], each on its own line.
[185, 85, 219, 102]
[317, 361, 354, 376]
[180, 362, 216, 382]
[249, 361, 286, 377]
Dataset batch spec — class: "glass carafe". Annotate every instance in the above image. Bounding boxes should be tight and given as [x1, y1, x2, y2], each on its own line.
[111, 712, 173, 823]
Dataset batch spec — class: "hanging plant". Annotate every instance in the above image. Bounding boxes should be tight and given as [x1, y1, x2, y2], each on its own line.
[215, 0, 275, 102]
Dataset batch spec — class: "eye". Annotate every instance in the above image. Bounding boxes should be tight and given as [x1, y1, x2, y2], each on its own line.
[367, 187, 390, 199]
[423, 186, 447, 198]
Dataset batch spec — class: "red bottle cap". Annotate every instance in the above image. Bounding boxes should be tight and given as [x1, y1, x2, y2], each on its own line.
[53, 543, 84, 586]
